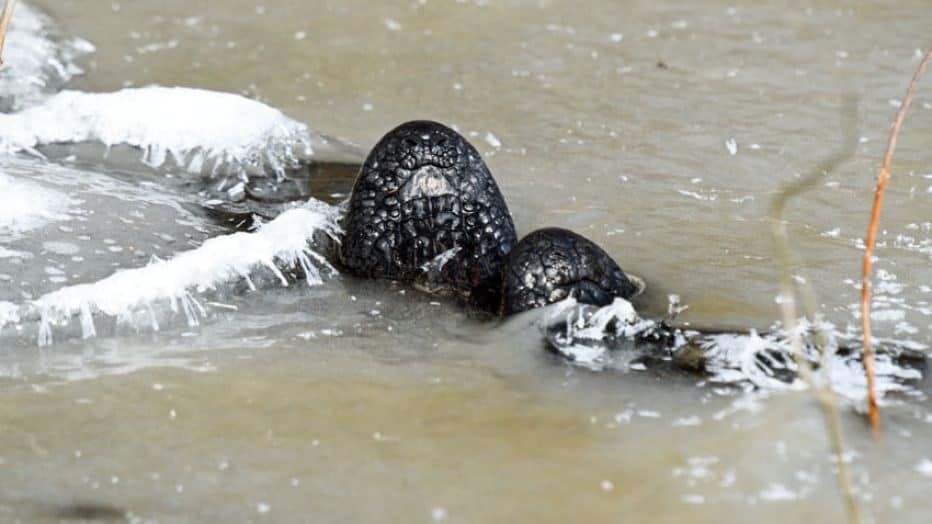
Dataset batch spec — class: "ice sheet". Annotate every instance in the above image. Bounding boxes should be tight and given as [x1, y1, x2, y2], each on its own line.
[0, 199, 342, 345]
[0, 87, 334, 179]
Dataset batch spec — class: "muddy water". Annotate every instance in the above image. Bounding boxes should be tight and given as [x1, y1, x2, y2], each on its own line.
[3, 0, 932, 522]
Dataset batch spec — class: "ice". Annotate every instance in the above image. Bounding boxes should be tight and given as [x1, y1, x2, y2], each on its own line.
[543, 298, 925, 402]
[420, 246, 461, 273]
[0, 86, 363, 179]
[540, 297, 657, 371]
[0, 170, 70, 240]
[0, 300, 18, 325]
[1, 199, 342, 345]
[917, 458, 932, 477]
[0, 246, 26, 258]
[0, 2, 93, 112]
[759, 483, 798, 501]
[725, 138, 737, 155]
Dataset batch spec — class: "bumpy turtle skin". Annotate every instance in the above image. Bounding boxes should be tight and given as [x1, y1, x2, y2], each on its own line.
[340, 121, 518, 296]
[502, 227, 638, 315]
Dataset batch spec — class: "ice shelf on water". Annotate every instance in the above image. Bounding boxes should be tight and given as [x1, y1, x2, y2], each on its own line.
[0, 153, 217, 303]
[0, 1, 93, 112]
[542, 297, 926, 404]
[0, 86, 364, 183]
[0, 198, 342, 346]
[0, 169, 70, 240]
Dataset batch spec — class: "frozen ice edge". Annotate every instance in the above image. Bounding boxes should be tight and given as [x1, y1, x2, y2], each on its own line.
[0, 86, 363, 180]
[541, 297, 925, 402]
[0, 199, 342, 346]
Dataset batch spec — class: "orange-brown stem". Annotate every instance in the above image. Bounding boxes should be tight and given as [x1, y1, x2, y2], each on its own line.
[0, 0, 18, 67]
[860, 48, 932, 432]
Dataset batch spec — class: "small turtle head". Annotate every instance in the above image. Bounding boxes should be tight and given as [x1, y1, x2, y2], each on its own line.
[501, 227, 640, 315]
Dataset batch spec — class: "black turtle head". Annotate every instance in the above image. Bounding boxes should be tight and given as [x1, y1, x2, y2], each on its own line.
[501, 227, 639, 315]
[341, 121, 518, 297]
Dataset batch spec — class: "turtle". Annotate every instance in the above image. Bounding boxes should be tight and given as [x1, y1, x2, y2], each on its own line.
[339, 120, 638, 315]
[334, 122, 927, 388]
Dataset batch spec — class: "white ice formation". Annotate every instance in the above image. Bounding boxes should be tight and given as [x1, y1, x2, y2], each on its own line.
[0, 199, 342, 345]
[0, 86, 362, 181]
[0, 169, 70, 240]
[0, 2, 93, 111]
[542, 297, 925, 403]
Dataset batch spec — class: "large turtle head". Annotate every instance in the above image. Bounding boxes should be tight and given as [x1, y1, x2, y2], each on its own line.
[390, 122, 460, 205]
[341, 121, 517, 298]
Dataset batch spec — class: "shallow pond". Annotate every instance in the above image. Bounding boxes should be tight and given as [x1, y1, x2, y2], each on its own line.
[2, 0, 932, 522]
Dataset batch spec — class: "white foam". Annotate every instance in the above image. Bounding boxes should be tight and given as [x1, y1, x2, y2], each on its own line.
[0, 2, 93, 111]
[1, 199, 342, 345]
[0, 86, 360, 179]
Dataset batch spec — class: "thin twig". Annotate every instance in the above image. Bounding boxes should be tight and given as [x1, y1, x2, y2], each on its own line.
[769, 96, 861, 524]
[0, 0, 18, 67]
[860, 48, 932, 432]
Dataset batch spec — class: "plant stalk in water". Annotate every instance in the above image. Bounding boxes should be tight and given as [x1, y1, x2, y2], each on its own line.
[860, 48, 932, 432]
[0, 0, 17, 67]
[769, 97, 861, 524]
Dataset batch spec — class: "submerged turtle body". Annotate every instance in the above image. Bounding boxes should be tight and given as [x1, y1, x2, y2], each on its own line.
[340, 121, 518, 297]
[501, 227, 639, 315]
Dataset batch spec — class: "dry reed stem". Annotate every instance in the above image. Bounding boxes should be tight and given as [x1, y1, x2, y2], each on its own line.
[860, 48, 932, 432]
[769, 97, 861, 524]
[0, 0, 17, 67]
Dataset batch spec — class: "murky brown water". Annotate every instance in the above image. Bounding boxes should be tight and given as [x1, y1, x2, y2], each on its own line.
[3, 0, 932, 522]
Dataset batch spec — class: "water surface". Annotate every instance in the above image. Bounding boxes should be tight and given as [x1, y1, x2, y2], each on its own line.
[3, 1, 932, 522]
